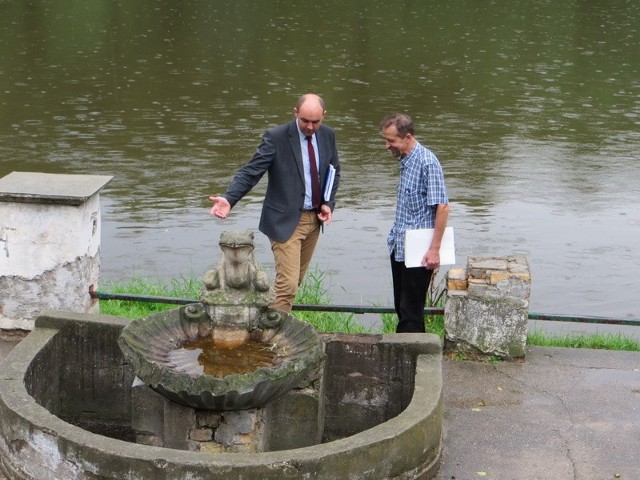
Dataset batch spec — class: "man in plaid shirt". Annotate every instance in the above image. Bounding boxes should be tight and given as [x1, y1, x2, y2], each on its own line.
[381, 113, 450, 333]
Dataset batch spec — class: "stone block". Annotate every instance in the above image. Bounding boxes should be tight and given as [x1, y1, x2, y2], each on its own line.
[445, 296, 528, 358]
[447, 289, 468, 298]
[132, 381, 197, 450]
[489, 270, 531, 285]
[263, 387, 324, 451]
[163, 398, 196, 450]
[445, 255, 531, 359]
[198, 442, 226, 453]
[214, 409, 265, 453]
[447, 268, 466, 280]
[131, 382, 165, 438]
[468, 257, 509, 271]
[196, 411, 222, 428]
[189, 428, 213, 442]
[447, 268, 468, 291]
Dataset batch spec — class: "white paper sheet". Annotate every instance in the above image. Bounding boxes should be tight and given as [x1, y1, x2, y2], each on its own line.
[404, 226, 456, 268]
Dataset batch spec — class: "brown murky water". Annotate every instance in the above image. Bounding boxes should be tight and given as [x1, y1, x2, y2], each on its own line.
[170, 337, 277, 377]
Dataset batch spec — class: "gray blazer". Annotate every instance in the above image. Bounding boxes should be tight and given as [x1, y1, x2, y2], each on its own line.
[224, 120, 341, 242]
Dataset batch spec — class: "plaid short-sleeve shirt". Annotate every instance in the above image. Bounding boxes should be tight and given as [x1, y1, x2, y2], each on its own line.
[387, 142, 448, 262]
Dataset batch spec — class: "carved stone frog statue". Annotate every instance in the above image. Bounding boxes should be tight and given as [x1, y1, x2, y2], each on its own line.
[200, 231, 273, 310]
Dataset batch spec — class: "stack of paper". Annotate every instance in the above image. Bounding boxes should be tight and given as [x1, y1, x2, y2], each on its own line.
[404, 226, 455, 268]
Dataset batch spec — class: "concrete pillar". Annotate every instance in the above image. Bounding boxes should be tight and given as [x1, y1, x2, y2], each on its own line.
[0, 171, 112, 330]
[445, 256, 531, 359]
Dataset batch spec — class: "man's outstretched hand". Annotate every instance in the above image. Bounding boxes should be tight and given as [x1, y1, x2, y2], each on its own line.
[209, 196, 231, 219]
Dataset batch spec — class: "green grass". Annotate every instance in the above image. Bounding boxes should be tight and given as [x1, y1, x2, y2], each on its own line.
[527, 329, 640, 351]
[99, 276, 201, 318]
[290, 269, 366, 333]
[99, 272, 640, 351]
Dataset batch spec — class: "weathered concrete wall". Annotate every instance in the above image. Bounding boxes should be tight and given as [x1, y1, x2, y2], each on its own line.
[0, 311, 443, 480]
[321, 333, 436, 440]
[263, 385, 325, 451]
[445, 256, 531, 358]
[0, 172, 112, 330]
[25, 311, 134, 422]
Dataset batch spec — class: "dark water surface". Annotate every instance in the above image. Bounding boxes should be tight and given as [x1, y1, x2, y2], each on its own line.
[1, 1, 639, 324]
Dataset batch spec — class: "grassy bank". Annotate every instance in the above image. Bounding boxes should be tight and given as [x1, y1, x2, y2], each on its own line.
[527, 329, 639, 351]
[99, 273, 640, 351]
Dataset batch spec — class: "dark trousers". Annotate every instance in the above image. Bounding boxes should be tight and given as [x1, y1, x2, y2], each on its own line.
[390, 252, 433, 333]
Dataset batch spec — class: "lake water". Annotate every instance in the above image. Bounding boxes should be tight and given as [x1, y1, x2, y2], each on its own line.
[1, 0, 639, 327]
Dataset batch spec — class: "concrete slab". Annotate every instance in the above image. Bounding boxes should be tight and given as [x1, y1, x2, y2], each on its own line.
[0, 171, 112, 205]
[437, 346, 640, 480]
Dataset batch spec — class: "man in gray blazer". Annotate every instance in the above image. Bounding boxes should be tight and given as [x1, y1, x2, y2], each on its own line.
[209, 93, 340, 312]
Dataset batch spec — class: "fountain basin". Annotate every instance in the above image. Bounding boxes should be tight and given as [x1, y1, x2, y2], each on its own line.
[117, 303, 324, 410]
[0, 311, 443, 479]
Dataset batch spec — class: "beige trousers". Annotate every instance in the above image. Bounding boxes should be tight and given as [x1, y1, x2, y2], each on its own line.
[269, 211, 321, 312]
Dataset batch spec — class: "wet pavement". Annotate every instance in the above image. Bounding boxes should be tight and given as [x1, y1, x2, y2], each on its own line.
[438, 346, 640, 480]
[1, 333, 639, 480]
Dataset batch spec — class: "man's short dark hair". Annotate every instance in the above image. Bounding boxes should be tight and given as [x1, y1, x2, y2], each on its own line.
[380, 113, 414, 137]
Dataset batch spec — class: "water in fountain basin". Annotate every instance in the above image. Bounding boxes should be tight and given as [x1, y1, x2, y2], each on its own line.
[169, 337, 278, 378]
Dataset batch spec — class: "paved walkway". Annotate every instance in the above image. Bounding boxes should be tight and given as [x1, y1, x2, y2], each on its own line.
[438, 346, 640, 480]
[1, 335, 639, 480]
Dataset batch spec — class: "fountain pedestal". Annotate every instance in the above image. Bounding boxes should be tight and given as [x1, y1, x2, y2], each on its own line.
[131, 379, 324, 452]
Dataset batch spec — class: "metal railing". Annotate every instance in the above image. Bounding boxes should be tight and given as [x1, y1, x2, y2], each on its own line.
[89, 289, 640, 327]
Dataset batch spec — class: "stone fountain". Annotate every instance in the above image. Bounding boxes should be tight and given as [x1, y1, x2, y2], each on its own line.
[118, 230, 325, 414]
[0, 230, 444, 479]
